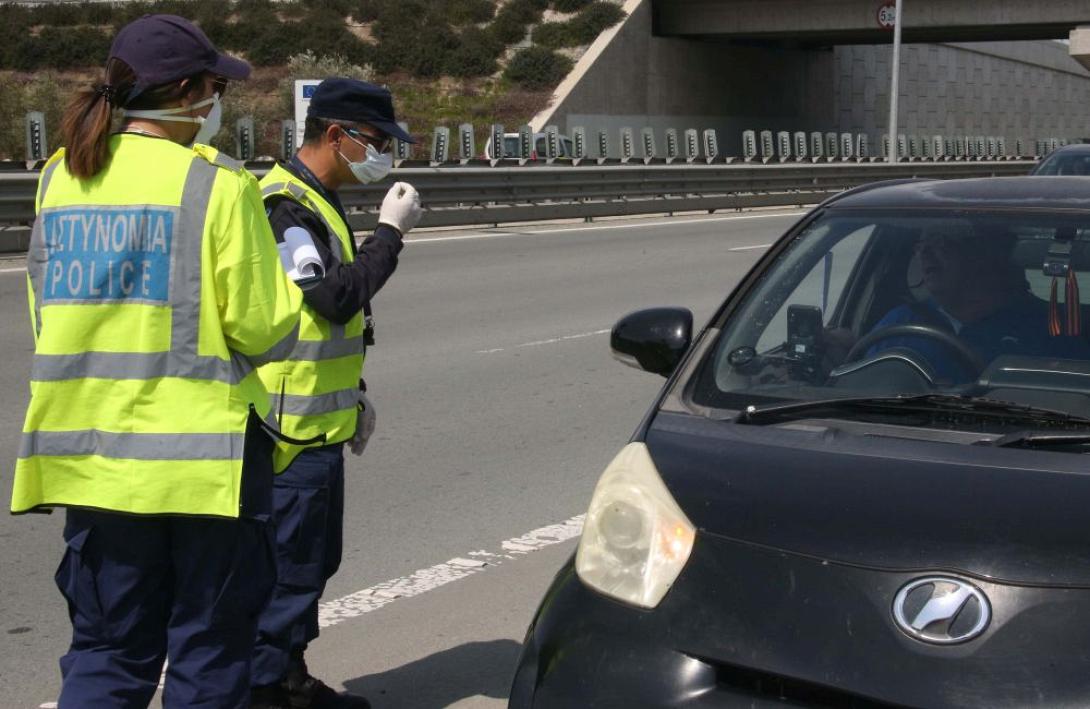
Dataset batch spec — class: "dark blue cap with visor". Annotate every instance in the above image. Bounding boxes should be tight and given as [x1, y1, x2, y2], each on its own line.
[307, 78, 415, 144]
[109, 14, 250, 101]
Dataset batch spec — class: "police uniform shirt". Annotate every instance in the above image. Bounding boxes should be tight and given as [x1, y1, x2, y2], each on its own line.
[265, 159, 402, 325]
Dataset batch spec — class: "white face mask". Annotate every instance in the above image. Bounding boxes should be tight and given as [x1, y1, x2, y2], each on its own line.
[123, 93, 222, 146]
[338, 137, 393, 184]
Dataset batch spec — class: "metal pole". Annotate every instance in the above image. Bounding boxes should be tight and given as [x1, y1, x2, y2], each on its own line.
[887, 0, 903, 163]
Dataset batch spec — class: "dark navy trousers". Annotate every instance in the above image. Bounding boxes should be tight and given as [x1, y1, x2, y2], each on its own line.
[252, 443, 345, 686]
[55, 507, 275, 709]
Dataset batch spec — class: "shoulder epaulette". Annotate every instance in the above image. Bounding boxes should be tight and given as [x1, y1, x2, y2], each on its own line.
[192, 144, 244, 173]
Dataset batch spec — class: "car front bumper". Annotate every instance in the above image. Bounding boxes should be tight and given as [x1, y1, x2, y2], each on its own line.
[510, 535, 1090, 709]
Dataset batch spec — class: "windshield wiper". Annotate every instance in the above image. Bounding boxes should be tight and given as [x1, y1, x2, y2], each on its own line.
[987, 431, 1090, 449]
[735, 394, 1090, 426]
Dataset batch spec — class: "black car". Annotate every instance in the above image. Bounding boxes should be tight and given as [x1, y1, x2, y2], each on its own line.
[509, 178, 1090, 708]
[1030, 143, 1090, 175]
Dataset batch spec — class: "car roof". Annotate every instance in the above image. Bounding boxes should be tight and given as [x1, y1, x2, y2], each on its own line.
[826, 176, 1090, 212]
[1043, 144, 1090, 155]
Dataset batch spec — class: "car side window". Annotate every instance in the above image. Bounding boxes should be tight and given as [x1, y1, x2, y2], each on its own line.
[755, 225, 876, 352]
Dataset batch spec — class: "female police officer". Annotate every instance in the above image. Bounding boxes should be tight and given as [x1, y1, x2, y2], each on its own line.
[10, 15, 302, 708]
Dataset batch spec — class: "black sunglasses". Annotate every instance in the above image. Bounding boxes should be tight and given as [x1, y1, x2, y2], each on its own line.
[345, 127, 392, 154]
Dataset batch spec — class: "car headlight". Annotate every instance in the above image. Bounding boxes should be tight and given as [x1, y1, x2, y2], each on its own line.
[575, 442, 695, 609]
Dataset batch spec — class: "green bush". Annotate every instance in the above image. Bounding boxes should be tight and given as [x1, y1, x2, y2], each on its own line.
[503, 46, 572, 88]
[445, 0, 495, 25]
[242, 7, 370, 66]
[552, 0, 592, 12]
[354, 0, 384, 22]
[3, 26, 112, 71]
[247, 23, 302, 66]
[447, 27, 503, 77]
[279, 1, 312, 18]
[488, 0, 545, 44]
[487, 11, 530, 44]
[530, 21, 568, 48]
[533, 1, 623, 48]
[43, 26, 113, 69]
[0, 0, 578, 94]
[302, 0, 356, 16]
[407, 24, 462, 78]
[579, 2, 625, 33]
[371, 0, 452, 74]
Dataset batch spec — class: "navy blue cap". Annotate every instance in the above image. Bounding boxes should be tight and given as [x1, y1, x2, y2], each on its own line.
[110, 15, 250, 98]
[307, 78, 415, 144]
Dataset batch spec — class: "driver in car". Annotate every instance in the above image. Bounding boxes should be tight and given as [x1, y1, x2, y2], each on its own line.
[861, 222, 1090, 383]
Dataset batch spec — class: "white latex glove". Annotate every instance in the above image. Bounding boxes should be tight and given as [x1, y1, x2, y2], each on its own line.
[378, 181, 422, 236]
[348, 392, 376, 456]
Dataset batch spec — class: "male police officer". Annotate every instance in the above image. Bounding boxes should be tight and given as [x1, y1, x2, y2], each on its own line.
[250, 79, 420, 709]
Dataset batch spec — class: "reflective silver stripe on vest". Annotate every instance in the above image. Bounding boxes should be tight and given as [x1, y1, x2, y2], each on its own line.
[31, 349, 253, 384]
[171, 157, 214, 360]
[19, 429, 243, 461]
[286, 337, 365, 362]
[26, 156, 255, 385]
[261, 180, 346, 264]
[210, 151, 243, 172]
[247, 326, 302, 367]
[270, 387, 358, 417]
[28, 159, 64, 338]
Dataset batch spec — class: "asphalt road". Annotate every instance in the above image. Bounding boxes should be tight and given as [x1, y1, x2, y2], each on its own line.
[0, 210, 800, 708]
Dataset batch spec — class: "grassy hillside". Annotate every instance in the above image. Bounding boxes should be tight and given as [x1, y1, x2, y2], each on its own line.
[0, 0, 626, 160]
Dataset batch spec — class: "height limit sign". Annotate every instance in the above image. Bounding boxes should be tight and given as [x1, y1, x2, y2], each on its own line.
[877, 1, 896, 29]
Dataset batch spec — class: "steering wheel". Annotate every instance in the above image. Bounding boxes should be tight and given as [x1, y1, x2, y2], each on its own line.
[844, 324, 986, 377]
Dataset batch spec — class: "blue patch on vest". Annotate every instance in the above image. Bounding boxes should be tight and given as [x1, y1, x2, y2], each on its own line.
[41, 208, 174, 302]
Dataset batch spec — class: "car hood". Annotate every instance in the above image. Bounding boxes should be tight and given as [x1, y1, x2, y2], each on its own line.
[645, 411, 1090, 587]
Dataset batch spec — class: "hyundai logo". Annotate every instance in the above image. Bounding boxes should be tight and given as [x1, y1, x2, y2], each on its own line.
[892, 577, 991, 645]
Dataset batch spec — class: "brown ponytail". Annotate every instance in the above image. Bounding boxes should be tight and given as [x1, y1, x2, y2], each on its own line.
[60, 59, 136, 180]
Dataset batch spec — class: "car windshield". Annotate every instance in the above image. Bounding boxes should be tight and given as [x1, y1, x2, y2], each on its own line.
[1035, 151, 1090, 176]
[689, 208, 1090, 423]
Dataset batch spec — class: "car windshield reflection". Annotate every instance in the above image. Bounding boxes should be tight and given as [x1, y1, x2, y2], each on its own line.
[690, 209, 1090, 425]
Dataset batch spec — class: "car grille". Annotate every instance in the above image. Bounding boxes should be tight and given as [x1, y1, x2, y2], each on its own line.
[713, 659, 909, 708]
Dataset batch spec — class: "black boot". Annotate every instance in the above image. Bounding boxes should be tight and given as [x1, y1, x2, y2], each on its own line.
[250, 682, 293, 709]
[283, 650, 371, 709]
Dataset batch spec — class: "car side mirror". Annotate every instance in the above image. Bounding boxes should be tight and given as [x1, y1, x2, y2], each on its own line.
[611, 307, 693, 377]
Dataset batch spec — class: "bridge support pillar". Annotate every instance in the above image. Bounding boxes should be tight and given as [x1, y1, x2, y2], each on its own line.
[1071, 27, 1090, 71]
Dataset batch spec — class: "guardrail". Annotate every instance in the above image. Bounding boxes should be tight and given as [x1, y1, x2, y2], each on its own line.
[337, 160, 1035, 229]
[0, 160, 1035, 252]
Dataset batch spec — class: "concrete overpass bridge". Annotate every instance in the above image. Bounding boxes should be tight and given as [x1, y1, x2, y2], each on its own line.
[533, 0, 1090, 156]
[654, 0, 1090, 44]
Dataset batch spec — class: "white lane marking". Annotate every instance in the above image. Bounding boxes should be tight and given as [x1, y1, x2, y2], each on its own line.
[476, 328, 610, 354]
[406, 211, 801, 244]
[729, 243, 773, 252]
[0, 266, 25, 274]
[317, 515, 585, 630]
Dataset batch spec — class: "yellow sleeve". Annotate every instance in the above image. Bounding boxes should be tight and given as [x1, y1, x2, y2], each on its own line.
[26, 274, 37, 346]
[213, 172, 302, 362]
[27, 150, 62, 345]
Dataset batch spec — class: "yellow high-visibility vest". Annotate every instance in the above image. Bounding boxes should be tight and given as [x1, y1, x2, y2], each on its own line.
[258, 164, 365, 472]
[11, 134, 302, 518]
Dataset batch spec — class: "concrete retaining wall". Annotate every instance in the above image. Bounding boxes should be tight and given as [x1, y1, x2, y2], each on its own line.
[534, 0, 1090, 156]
